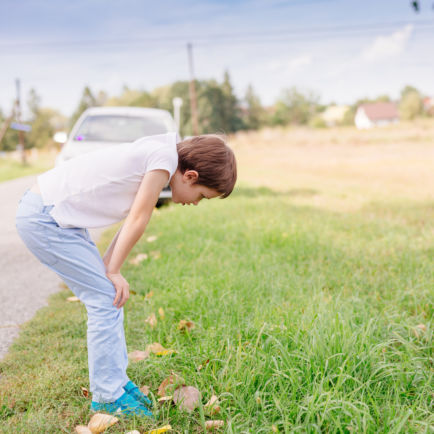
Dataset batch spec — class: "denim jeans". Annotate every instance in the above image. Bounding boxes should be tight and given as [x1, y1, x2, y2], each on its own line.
[15, 189, 130, 403]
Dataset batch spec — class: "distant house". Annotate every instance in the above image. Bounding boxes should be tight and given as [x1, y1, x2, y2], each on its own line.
[423, 97, 434, 115]
[321, 105, 350, 126]
[355, 102, 399, 129]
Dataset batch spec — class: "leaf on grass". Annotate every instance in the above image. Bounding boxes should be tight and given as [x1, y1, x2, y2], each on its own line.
[129, 289, 137, 295]
[204, 395, 220, 415]
[173, 385, 201, 413]
[67, 296, 80, 302]
[198, 359, 210, 371]
[158, 307, 165, 319]
[145, 290, 154, 299]
[413, 323, 427, 338]
[146, 342, 176, 356]
[140, 385, 151, 395]
[271, 425, 278, 432]
[178, 320, 195, 331]
[158, 372, 186, 396]
[150, 250, 161, 260]
[129, 253, 148, 265]
[87, 413, 118, 433]
[205, 420, 224, 431]
[147, 235, 158, 243]
[157, 395, 173, 403]
[128, 349, 150, 362]
[81, 386, 89, 398]
[144, 425, 172, 434]
[75, 426, 92, 433]
[145, 313, 157, 328]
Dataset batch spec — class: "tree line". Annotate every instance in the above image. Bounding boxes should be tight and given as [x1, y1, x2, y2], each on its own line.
[0, 70, 431, 152]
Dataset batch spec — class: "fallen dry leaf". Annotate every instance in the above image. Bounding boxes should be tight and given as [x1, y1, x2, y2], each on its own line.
[205, 420, 224, 431]
[413, 323, 427, 338]
[129, 253, 148, 265]
[158, 307, 165, 319]
[129, 289, 137, 295]
[128, 349, 150, 362]
[204, 395, 221, 415]
[158, 395, 173, 403]
[75, 426, 92, 434]
[173, 385, 201, 413]
[140, 385, 151, 395]
[146, 342, 176, 356]
[145, 290, 154, 299]
[158, 372, 186, 396]
[271, 425, 278, 432]
[147, 235, 158, 243]
[87, 413, 118, 433]
[145, 313, 157, 328]
[81, 386, 89, 398]
[178, 320, 195, 331]
[144, 425, 172, 434]
[198, 359, 210, 371]
[67, 296, 80, 302]
[150, 250, 161, 260]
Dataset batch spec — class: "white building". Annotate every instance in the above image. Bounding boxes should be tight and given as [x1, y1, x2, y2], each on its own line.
[321, 105, 350, 126]
[355, 102, 399, 129]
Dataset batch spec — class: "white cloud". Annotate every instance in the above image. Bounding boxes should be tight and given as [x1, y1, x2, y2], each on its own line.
[361, 24, 413, 62]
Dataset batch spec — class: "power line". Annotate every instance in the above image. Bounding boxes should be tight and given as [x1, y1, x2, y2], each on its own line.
[0, 19, 433, 52]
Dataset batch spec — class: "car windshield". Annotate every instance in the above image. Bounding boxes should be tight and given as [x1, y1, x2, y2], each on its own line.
[73, 115, 173, 142]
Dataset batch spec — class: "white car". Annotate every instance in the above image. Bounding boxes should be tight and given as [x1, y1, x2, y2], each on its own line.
[55, 106, 179, 205]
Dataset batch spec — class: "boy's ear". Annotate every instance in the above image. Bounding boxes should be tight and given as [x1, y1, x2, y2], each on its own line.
[184, 170, 199, 183]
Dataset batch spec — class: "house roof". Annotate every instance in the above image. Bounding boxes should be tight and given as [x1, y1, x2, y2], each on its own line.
[359, 102, 398, 121]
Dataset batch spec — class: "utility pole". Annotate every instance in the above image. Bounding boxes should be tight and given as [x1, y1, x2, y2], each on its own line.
[15, 79, 27, 164]
[187, 42, 199, 135]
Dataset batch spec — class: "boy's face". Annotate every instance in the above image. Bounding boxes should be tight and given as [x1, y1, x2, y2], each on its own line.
[169, 169, 221, 206]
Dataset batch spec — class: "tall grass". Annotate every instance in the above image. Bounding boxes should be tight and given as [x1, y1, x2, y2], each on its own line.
[1, 186, 432, 433]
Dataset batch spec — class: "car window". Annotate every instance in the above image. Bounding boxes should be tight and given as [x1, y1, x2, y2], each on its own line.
[73, 115, 173, 142]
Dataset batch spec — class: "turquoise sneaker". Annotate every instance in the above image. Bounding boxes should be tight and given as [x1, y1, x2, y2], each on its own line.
[123, 380, 153, 408]
[90, 391, 154, 418]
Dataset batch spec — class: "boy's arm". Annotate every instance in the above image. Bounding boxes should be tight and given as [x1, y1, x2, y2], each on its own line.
[105, 169, 170, 274]
[102, 224, 124, 268]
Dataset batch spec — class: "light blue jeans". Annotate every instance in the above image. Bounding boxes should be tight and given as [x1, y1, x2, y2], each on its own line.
[15, 189, 130, 403]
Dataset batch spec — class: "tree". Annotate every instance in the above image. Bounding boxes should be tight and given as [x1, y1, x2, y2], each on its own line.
[243, 84, 265, 130]
[399, 89, 423, 120]
[271, 87, 320, 125]
[220, 70, 244, 132]
[26, 88, 65, 149]
[69, 86, 97, 128]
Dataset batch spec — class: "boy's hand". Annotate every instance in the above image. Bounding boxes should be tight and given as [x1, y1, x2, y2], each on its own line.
[106, 272, 130, 309]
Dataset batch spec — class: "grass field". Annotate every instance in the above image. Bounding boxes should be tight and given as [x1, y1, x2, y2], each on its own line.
[0, 123, 433, 433]
[0, 148, 57, 183]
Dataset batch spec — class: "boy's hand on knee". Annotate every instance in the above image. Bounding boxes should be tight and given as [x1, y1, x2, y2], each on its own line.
[106, 272, 130, 309]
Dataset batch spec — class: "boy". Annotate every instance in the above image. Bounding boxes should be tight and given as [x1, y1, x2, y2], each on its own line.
[15, 132, 237, 418]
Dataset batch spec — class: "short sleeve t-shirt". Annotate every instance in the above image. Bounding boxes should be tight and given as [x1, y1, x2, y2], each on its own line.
[37, 132, 179, 229]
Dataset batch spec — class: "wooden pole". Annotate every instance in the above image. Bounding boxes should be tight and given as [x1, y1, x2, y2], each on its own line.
[15, 79, 27, 164]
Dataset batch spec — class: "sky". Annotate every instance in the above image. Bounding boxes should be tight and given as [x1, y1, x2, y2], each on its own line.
[1, 0, 433, 118]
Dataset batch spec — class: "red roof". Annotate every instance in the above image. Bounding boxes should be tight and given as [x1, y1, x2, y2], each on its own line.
[359, 102, 399, 121]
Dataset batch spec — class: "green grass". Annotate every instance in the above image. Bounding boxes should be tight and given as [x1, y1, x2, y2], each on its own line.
[0, 152, 55, 183]
[1, 185, 433, 433]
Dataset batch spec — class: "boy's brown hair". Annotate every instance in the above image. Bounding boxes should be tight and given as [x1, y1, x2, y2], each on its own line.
[176, 134, 237, 198]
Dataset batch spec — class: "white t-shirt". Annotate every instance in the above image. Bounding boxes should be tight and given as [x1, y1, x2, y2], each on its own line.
[37, 132, 179, 229]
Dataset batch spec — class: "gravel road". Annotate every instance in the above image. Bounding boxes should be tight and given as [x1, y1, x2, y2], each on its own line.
[0, 175, 109, 360]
